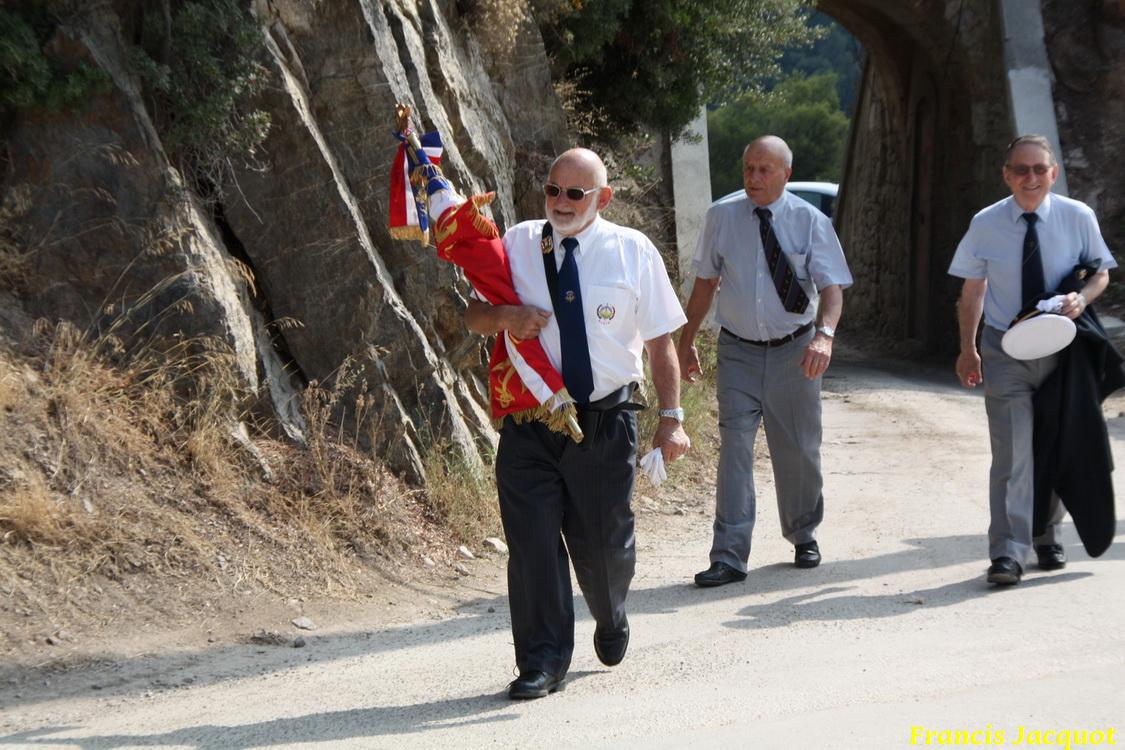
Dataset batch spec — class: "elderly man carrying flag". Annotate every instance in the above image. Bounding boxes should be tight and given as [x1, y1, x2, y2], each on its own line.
[390, 106, 690, 699]
[390, 106, 581, 439]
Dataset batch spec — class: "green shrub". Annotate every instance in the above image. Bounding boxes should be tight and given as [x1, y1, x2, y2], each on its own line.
[132, 0, 271, 195]
[0, 8, 111, 113]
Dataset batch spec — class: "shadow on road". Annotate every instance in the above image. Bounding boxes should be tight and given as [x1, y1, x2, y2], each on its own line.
[3, 523, 1119, 717]
[724, 570, 1093, 630]
[1, 695, 514, 748]
[0, 670, 604, 749]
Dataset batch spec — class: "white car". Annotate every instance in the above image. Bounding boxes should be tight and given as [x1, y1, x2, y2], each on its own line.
[718, 181, 839, 218]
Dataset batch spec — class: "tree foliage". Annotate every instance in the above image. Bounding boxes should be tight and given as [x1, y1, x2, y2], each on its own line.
[538, 0, 818, 139]
[777, 11, 863, 115]
[0, 8, 111, 114]
[707, 71, 849, 197]
[132, 0, 271, 196]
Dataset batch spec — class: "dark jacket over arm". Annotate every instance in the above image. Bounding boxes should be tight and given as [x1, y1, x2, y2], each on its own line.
[1033, 306, 1125, 557]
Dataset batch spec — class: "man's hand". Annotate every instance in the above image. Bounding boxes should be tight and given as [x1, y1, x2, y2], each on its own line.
[653, 419, 690, 462]
[956, 348, 983, 388]
[1059, 291, 1088, 320]
[799, 332, 833, 379]
[678, 342, 702, 383]
[505, 306, 552, 341]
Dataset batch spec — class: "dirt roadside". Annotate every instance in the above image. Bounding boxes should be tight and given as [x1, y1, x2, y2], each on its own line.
[2, 346, 1124, 748]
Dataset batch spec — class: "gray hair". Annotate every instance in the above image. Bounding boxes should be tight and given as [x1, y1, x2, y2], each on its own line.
[1005, 135, 1057, 166]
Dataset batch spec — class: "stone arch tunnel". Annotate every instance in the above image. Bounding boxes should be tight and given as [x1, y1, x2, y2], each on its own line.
[822, 0, 1013, 353]
[674, 0, 1124, 355]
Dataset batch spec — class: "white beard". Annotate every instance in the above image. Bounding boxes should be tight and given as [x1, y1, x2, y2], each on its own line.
[546, 197, 599, 237]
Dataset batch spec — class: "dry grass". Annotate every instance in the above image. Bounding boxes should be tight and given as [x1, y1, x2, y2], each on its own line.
[467, 0, 534, 69]
[0, 315, 460, 655]
[421, 443, 500, 546]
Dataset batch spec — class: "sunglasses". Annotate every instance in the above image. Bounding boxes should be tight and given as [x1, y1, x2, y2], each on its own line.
[1005, 164, 1052, 177]
[543, 183, 601, 201]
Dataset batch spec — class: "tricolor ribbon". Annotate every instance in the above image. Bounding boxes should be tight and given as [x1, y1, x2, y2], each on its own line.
[389, 130, 444, 243]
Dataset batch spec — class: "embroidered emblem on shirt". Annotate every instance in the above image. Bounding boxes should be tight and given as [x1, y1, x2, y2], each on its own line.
[596, 303, 616, 323]
[564, 290, 576, 303]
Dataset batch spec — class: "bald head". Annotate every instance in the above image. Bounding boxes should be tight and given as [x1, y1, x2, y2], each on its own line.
[743, 136, 793, 168]
[550, 148, 609, 188]
[742, 135, 793, 206]
[545, 147, 613, 236]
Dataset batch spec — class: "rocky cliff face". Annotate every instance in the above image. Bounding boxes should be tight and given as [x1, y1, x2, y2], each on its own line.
[1, 0, 569, 479]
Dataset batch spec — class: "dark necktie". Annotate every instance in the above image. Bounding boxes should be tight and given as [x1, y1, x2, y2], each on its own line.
[754, 207, 810, 314]
[556, 237, 594, 404]
[1021, 212, 1045, 304]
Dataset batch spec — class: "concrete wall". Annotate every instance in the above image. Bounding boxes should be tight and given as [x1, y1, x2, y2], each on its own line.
[670, 108, 713, 287]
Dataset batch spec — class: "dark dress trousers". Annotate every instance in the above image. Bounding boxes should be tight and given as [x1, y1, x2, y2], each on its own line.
[495, 403, 638, 678]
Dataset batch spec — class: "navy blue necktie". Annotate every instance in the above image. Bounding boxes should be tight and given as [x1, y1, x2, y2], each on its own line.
[556, 237, 594, 404]
[1021, 212, 1045, 304]
[754, 207, 809, 314]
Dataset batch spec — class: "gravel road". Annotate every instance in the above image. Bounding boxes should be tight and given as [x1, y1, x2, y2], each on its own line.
[3, 354, 1123, 749]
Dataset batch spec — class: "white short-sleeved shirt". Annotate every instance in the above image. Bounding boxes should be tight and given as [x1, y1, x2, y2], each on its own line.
[948, 193, 1116, 330]
[693, 190, 853, 341]
[487, 216, 686, 402]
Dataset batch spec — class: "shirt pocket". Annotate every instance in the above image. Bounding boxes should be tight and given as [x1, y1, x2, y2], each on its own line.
[977, 246, 1019, 278]
[585, 284, 635, 334]
[783, 248, 811, 280]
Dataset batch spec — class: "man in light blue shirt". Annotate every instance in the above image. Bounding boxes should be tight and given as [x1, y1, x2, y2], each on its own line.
[677, 135, 853, 586]
[949, 134, 1115, 585]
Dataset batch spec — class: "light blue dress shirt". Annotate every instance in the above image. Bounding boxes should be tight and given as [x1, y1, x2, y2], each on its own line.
[693, 190, 853, 341]
[948, 193, 1116, 330]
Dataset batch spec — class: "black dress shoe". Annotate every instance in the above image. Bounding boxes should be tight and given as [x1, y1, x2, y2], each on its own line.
[1035, 544, 1067, 571]
[594, 615, 629, 667]
[986, 557, 1023, 585]
[694, 561, 747, 588]
[507, 670, 565, 699]
[794, 541, 821, 568]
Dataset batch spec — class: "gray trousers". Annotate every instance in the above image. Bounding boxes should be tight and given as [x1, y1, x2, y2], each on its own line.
[710, 328, 824, 572]
[981, 327, 1066, 564]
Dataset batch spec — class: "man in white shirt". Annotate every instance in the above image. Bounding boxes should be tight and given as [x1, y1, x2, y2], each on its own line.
[677, 135, 852, 587]
[465, 148, 689, 699]
[949, 134, 1115, 585]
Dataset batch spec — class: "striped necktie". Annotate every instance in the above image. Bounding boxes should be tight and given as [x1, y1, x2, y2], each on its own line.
[755, 207, 809, 314]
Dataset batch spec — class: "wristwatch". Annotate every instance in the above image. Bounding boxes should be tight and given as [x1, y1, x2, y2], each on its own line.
[658, 407, 685, 423]
[816, 325, 836, 338]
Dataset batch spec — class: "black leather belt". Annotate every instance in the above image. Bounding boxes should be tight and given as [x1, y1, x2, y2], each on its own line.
[722, 322, 814, 348]
[577, 382, 641, 413]
[574, 383, 642, 447]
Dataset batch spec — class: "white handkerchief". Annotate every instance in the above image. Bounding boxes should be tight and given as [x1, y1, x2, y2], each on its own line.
[1036, 295, 1068, 314]
[639, 448, 667, 487]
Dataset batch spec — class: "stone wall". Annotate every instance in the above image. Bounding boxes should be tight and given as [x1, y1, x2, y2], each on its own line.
[1043, 0, 1125, 265]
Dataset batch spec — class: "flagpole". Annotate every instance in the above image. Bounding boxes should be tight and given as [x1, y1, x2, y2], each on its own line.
[395, 103, 425, 165]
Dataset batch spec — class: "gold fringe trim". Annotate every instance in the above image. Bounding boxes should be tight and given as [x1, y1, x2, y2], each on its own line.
[499, 390, 583, 442]
[389, 225, 429, 243]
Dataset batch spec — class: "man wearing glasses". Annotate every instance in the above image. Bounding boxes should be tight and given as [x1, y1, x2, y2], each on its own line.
[949, 134, 1115, 585]
[677, 135, 852, 588]
[465, 148, 689, 699]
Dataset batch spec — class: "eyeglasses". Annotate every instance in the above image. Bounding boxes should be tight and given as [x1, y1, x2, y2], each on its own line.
[1005, 164, 1052, 176]
[543, 183, 601, 201]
